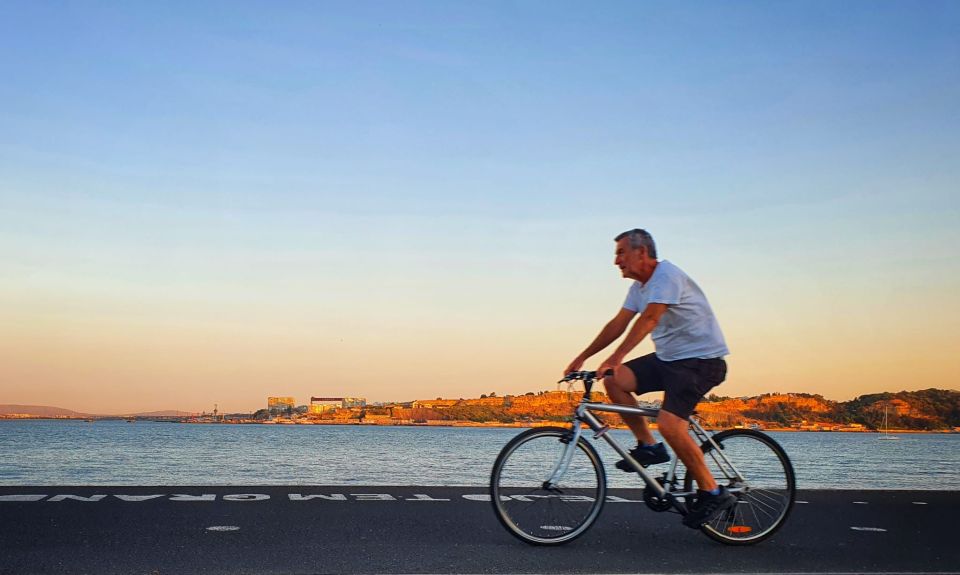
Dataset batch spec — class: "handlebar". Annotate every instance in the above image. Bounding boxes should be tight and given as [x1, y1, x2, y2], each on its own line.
[558, 370, 597, 383]
[558, 370, 612, 402]
[557, 370, 612, 384]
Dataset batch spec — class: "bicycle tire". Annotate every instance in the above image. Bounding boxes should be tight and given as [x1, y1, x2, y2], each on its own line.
[683, 428, 796, 545]
[490, 426, 606, 545]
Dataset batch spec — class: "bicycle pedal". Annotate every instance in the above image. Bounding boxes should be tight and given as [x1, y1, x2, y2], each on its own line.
[592, 425, 611, 439]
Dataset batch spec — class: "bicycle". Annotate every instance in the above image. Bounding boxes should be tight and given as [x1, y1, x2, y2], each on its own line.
[490, 370, 796, 546]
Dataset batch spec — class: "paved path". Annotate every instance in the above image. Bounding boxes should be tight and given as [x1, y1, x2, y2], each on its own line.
[1, 487, 957, 574]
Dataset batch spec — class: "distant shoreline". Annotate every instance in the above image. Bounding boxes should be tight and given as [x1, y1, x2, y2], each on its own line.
[5, 388, 958, 432]
[1, 416, 956, 434]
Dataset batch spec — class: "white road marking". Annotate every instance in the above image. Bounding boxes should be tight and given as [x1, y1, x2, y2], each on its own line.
[170, 494, 216, 501]
[48, 495, 108, 502]
[289, 493, 347, 501]
[912, 501, 928, 505]
[222, 494, 269, 501]
[796, 500, 809, 504]
[0, 495, 47, 502]
[404, 494, 451, 501]
[853, 501, 869, 504]
[462, 494, 492, 502]
[205, 526, 240, 532]
[606, 495, 643, 503]
[351, 493, 396, 501]
[114, 494, 166, 502]
[850, 526, 887, 532]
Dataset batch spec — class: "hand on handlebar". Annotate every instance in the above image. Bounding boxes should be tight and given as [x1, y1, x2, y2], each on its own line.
[563, 356, 585, 377]
[561, 356, 613, 384]
[595, 355, 623, 382]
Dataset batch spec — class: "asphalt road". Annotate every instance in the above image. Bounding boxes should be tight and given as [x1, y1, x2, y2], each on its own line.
[1, 487, 957, 575]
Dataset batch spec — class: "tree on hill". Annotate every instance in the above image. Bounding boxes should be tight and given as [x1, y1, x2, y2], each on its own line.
[840, 389, 960, 430]
[694, 389, 958, 430]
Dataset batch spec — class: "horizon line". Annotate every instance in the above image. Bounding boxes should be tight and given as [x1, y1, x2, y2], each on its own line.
[3, 386, 958, 417]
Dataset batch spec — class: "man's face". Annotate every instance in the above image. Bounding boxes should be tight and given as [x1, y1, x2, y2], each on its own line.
[614, 238, 645, 279]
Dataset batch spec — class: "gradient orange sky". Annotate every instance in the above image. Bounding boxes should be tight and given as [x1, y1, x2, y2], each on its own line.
[2, 2, 958, 413]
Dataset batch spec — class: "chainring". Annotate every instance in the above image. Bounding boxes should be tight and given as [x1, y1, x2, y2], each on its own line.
[643, 478, 675, 512]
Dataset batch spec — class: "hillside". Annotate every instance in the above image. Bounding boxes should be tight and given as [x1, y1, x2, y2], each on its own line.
[0, 405, 94, 418]
[698, 389, 960, 430]
[0, 405, 194, 418]
[385, 389, 960, 430]
[7, 389, 959, 430]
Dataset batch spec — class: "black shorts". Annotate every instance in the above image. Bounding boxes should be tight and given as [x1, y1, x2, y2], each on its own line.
[623, 353, 727, 420]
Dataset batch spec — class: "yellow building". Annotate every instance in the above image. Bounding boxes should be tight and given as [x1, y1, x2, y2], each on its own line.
[411, 399, 459, 409]
[309, 396, 366, 414]
[268, 397, 296, 411]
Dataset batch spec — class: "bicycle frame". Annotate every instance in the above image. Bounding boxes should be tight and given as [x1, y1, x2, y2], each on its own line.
[544, 384, 752, 512]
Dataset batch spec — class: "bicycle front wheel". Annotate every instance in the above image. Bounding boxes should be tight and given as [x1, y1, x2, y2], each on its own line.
[490, 426, 606, 545]
[684, 428, 796, 545]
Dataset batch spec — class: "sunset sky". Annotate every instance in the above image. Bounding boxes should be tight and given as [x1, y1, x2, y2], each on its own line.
[2, 1, 958, 414]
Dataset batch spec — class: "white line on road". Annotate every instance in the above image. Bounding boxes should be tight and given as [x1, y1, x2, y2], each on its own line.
[850, 526, 887, 532]
[205, 526, 240, 532]
[0, 495, 47, 502]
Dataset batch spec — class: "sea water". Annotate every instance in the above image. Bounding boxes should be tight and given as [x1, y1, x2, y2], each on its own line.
[1, 420, 957, 489]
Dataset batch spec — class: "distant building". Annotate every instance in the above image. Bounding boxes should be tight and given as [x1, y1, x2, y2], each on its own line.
[267, 397, 296, 414]
[411, 399, 459, 409]
[462, 396, 505, 407]
[309, 396, 366, 414]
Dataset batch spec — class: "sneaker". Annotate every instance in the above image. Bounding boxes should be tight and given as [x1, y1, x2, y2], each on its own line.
[682, 486, 737, 529]
[614, 442, 670, 472]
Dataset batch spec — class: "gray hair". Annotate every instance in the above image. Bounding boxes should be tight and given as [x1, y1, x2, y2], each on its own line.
[614, 228, 657, 258]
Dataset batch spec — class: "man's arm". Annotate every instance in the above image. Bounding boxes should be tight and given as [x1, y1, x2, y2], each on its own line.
[565, 307, 637, 374]
[595, 303, 669, 375]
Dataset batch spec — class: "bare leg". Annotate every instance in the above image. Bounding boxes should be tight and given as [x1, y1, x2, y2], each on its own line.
[657, 410, 717, 492]
[603, 366, 656, 445]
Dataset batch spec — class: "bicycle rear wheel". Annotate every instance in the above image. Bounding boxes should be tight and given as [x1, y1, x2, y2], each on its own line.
[684, 429, 796, 545]
[490, 426, 606, 545]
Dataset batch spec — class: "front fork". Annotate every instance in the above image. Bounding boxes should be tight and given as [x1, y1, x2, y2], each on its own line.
[542, 422, 585, 489]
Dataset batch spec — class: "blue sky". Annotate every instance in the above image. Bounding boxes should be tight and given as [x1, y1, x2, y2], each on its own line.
[1, 1, 958, 411]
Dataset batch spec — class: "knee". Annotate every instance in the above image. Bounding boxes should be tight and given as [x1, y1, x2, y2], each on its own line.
[602, 367, 633, 397]
[601, 376, 620, 398]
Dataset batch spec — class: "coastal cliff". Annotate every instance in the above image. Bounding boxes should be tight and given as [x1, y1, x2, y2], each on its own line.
[309, 388, 960, 431]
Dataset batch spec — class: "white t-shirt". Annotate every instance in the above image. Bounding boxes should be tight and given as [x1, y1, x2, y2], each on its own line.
[622, 260, 729, 361]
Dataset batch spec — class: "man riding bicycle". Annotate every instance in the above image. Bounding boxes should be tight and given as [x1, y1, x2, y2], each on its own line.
[564, 228, 734, 528]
